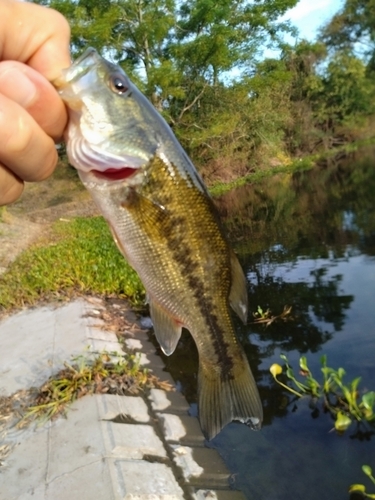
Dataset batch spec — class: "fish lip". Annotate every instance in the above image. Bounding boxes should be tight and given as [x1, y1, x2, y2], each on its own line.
[91, 168, 138, 181]
[53, 47, 100, 89]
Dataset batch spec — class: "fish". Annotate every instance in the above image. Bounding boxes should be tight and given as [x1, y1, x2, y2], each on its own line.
[54, 47, 263, 440]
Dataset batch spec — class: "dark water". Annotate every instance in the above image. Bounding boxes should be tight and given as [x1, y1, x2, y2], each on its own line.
[159, 150, 375, 499]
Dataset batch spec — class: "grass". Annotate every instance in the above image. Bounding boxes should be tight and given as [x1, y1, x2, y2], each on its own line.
[5, 350, 173, 428]
[0, 216, 144, 313]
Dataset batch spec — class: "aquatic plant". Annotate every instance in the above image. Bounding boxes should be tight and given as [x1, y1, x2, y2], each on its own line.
[270, 354, 375, 432]
[252, 304, 293, 327]
[349, 465, 375, 498]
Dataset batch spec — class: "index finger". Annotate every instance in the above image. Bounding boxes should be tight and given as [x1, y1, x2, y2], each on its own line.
[0, 0, 71, 81]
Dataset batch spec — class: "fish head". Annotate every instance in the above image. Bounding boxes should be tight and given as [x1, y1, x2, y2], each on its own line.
[54, 48, 162, 183]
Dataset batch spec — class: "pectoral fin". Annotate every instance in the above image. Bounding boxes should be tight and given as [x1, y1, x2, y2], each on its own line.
[149, 300, 182, 356]
[229, 251, 248, 324]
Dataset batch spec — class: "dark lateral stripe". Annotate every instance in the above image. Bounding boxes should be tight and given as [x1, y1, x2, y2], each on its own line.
[164, 210, 234, 376]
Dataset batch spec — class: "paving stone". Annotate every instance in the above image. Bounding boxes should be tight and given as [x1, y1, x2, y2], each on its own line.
[124, 338, 144, 350]
[0, 396, 111, 500]
[157, 413, 205, 446]
[0, 424, 50, 500]
[90, 337, 124, 353]
[0, 299, 243, 499]
[45, 397, 107, 480]
[86, 328, 118, 342]
[45, 459, 114, 500]
[149, 388, 190, 414]
[171, 446, 230, 488]
[97, 394, 150, 423]
[110, 459, 185, 499]
[102, 422, 167, 459]
[0, 300, 88, 394]
[194, 491, 246, 500]
[84, 316, 106, 328]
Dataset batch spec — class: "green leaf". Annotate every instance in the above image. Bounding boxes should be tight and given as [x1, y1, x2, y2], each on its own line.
[280, 354, 288, 363]
[334, 411, 351, 432]
[286, 367, 295, 380]
[362, 465, 373, 477]
[299, 356, 309, 372]
[362, 392, 375, 411]
[348, 484, 366, 493]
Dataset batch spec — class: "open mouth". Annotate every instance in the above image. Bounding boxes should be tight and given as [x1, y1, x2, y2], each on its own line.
[92, 168, 137, 180]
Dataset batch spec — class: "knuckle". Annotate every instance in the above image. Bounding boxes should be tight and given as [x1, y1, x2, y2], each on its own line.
[0, 167, 24, 206]
[48, 8, 71, 38]
[2, 115, 34, 158]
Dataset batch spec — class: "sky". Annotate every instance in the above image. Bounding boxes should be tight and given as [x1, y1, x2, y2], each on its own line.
[282, 0, 345, 41]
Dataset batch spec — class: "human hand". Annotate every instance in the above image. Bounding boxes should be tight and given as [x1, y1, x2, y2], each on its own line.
[0, 0, 71, 206]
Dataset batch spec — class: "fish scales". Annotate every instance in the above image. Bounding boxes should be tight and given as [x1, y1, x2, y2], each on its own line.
[55, 47, 263, 439]
[91, 155, 234, 364]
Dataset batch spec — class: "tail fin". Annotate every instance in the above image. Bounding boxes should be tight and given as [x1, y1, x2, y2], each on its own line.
[198, 357, 263, 440]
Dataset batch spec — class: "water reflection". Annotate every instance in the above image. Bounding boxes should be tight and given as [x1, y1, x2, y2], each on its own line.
[156, 149, 375, 499]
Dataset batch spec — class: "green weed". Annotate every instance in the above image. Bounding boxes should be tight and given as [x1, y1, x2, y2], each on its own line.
[20, 350, 172, 425]
[252, 304, 293, 327]
[349, 465, 375, 498]
[0, 217, 144, 312]
[270, 354, 375, 432]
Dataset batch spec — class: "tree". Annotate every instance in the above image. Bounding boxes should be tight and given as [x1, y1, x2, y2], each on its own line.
[319, 0, 375, 71]
[34, 0, 298, 118]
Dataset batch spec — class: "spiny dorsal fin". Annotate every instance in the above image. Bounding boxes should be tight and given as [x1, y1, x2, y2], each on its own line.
[229, 251, 248, 324]
[149, 300, 182, 356]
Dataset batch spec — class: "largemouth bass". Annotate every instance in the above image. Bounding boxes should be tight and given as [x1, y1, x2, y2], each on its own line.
[55, 48, 263, 439]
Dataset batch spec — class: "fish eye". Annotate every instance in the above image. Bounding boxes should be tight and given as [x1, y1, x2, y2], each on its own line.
[109, 73, 129, 94]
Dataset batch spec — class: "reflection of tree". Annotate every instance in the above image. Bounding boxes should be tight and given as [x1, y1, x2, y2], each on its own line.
[215, 149, 375, 258]
[243, 264, 353, 347]
[239, 263, 352, 424]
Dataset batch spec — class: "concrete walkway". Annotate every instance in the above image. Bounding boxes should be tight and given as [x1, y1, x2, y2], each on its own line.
[0, 298, 246, 500]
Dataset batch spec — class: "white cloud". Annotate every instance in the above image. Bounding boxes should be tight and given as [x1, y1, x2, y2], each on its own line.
[282, 0, 335, 22]
[280, 0, 345, 40]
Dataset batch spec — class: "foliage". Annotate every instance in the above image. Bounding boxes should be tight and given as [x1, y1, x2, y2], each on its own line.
[252, 304, 293, 327]
[31, 0, 375, 182]
[0, 217, 144, 312]
[319, 0, 375, 66]
[19, 350, 172, 425]
[270, 354, 375, 432]
[349, 465, 375, 498]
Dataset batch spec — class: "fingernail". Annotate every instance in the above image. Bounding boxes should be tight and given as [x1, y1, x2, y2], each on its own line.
[0, 67, 38, 108]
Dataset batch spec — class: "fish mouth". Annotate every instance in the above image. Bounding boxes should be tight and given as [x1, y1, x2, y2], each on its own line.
[54, 48, 100, 89]
[92, 168, 138, 181]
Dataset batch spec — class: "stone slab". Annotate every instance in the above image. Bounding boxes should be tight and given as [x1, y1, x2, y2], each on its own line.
[111, 459, 185, 499]
[171, 445, 230, 488]
[194, 491, 247, 500]
[97, 394, 150, 423]
[0, 300, 89, 394]
[157, 413, 205, 446]
[149, 388, 190, 414]
[103, 421, 167, 459]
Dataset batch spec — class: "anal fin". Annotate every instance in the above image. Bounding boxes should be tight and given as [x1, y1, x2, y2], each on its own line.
[149, 300, 182, 356]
